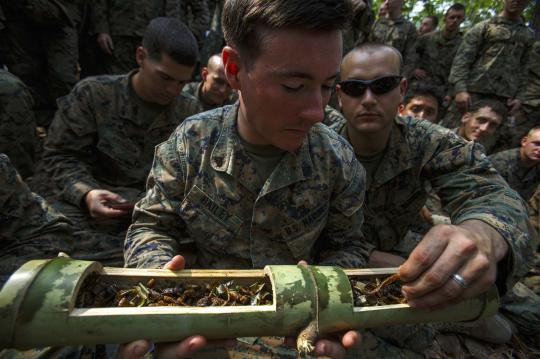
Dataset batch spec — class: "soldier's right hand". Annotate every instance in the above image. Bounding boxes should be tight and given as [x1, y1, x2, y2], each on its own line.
[84, 189, 133, 218]
[97, 33, 114, 55]
[454, 91, 471, 113]
[118, 256, 236, 359]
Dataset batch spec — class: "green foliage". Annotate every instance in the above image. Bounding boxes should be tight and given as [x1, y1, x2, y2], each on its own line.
[371, 0, 536, 31]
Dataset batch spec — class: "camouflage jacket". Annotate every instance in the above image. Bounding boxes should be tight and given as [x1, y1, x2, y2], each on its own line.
[522, 41, 540, 111]
[529, 185, 540, 237]
[0, 70, 36, 179]
[322, 105, 345, 127]
[369, 15, 417, 75]
[449, 16, 535, 100]
[489, 148, 540, 201]
[43, 71, 202, 207]
[182, 81, 238, 112]
[330, 116, 536, 290]
[93, 0, 173, 36]
[0, 153, 73, 284]
[409, 30, 463, 95]
[125, 103, 368, 270]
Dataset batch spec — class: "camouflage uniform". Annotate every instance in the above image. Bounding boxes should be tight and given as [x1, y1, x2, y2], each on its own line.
[0, 153, 73, 286]
[489, 148, 540, 201]
[92, 0, 180, 74]
[0, 70, 36, 179]
[408, 30, 463, 98]
[125, 103, 368, 270]
[368, 16, 417, 76]
[330, 116, 537, 356]
[200, 0, 225, 70]
[343, 0, 374, 55]
[42, 71, 202, 266]
[174, 0, 210, 50]
[0, 0, 86, 126]
[322, 105, 345, 127]
[182, 81, 238, 112]
[444, 16, 535, 134]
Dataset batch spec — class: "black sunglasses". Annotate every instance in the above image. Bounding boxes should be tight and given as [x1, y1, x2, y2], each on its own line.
[338, 75, 403, 97]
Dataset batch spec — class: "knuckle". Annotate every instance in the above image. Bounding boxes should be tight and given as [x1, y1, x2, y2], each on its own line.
[425, 271, 444, 287]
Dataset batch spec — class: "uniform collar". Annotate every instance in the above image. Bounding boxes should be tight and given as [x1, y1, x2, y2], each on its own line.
[210, 103, 314, 195]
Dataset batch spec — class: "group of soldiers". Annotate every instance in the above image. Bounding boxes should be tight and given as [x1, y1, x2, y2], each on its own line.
[1, 0, 540, 358]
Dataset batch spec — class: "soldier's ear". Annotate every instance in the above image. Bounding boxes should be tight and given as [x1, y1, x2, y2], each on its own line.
[336, 84, 343, 108]
[398, 77, 407, 100]
[201, 67, 209, 81]
[222, 46, 241, 90]
[135, 47, 146, 67]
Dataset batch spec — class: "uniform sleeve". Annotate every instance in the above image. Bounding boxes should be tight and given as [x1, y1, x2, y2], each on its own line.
[402, 23, 418, 77]
[93, 0, 109, 34]
[42, 81, 101, 207]
[124, 131, 190, 269]
[424, 135, 536, 292]
[316, 142, 371, 268]
[448, 22, 485, 94]
[516, 37, 535, 101]
[187, 0, 210, 45]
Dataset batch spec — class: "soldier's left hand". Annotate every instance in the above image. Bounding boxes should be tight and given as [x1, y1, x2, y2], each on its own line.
[398, 220, 508, 308]
[507, 98, 522, 115]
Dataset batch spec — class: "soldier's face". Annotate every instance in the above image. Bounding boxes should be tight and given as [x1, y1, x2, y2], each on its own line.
[136, 48, 194, 105]
[444, 10, 465, 32]
[226, 27, 341, 151]
[337, 49, 406, 135]
[461, 107, 502, 142]
[201, 63, 232, 106]
[419, 18, 436, 34]
[521, 131, 540, 162]
[400, 95, 439, 123]
[504, 0, 529, 15]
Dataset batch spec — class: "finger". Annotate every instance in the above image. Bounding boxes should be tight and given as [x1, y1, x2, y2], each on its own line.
[118, 340, 152, 359]
[314, 339, 346, 359]
[297, 260, 308, 266]
[164, 255, 186, 271]
[341, 330, 361, 349]
[398, 226, 450, 283]
[156, 336, 207, 359]
[92, 204, 131, 218]
[101, 191, 129, 203]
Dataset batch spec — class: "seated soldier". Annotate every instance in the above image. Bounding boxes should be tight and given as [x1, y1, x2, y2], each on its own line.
[455, 99, 506, 154]
[332, 43, 535, 355]
[182, 53, 238, 111]
[42, 18, 202, 267]
[399, 83, 442, 123]
[489, 126, 540, 202]
[0, 153, 73, 287]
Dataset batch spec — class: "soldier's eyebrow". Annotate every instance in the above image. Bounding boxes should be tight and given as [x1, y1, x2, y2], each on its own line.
[273, 69, 339, 82]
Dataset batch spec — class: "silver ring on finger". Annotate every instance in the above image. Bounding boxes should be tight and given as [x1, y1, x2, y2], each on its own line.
[451, 273, 468, 289]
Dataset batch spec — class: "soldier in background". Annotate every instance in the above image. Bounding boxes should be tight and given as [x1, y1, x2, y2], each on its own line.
[0, 70, 36, 179]
[489, 127, 540, 201]
[0, 153, 73, 287]
[43, 18, 202, 267]
[399, 82, 442, 123]
[419, 15, 438, 35]
[182, 53, 237, 111]
[343, 0, 374, 54]
[409, 3, 465, 112]
[444, 0, 534, 153]
[0, 0, 87, 127]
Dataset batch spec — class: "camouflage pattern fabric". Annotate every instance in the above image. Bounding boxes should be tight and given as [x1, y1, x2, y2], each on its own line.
[448, 16, 534, 101]
[0, 70, 36, 179]
[174, 0, 211, 49]
[500, 282, 540, 340]
[408, 30, 463, 97]
[368, 16, 417, 76]
[322, 105, 345, 127]
[489, 148, 540, 201]
[182, 81, 238, 112]
[125, 103, 368, 270]
[330, 116, 536, 292]
[342, 0, 374, 55]
[0, 153, 73, 286]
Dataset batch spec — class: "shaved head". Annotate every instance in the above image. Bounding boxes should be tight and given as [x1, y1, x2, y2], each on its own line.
[206, 54, 224, 72]
[341, 44, 402, 78]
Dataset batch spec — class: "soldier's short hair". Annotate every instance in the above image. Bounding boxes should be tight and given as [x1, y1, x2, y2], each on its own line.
[222, 0, 351, 63]
[445, 3, 466, 17]
[468, 99, 508, 119]
[404, 83, 442, 109]
[142, 17, 198, 66]
[348, 43, 403, 74]
[425, 15, 439, 28]
[527, 126, 540, 137]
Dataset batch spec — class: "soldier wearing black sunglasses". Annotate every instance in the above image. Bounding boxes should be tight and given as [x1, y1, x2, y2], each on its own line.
[330, 43, 535, 355]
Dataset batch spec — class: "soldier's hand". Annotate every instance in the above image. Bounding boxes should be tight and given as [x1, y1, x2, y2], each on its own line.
[97, 33, 114, 55]
[398, 220, 508, 309]
[507, 98, 522, 115]
[412, 68, 427, 79]
[119, 255, 236, 359]
[454, 91, 471, 113]
[84, 189, 133, 219]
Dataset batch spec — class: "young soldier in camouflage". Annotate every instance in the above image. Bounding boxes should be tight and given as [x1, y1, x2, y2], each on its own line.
[0, 70, 36, 179]
[489, 127, 540, 201]
[418, 15, 438, 35]
[399, 83, 442, 123]
[182, 53, 237, 111]
[123, 0, 366, 358]
[332, 43, 535, 355]
[368, 0, 417, 76]
[0, 153, 73, 286]
[43, 18, 202, 267]
[409, 3, 465, 106]
[444, 0, 534, 135]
